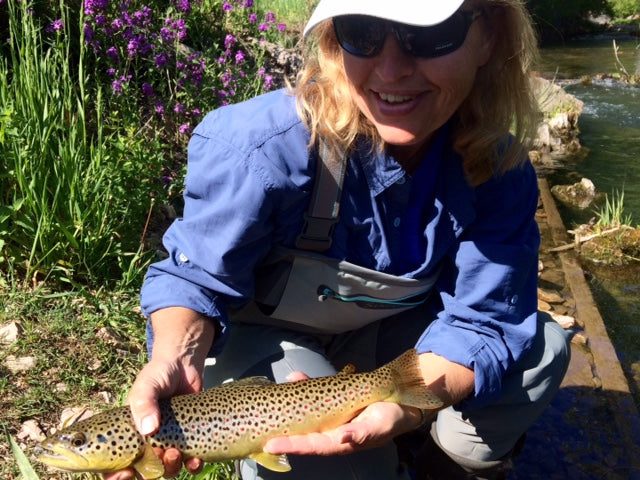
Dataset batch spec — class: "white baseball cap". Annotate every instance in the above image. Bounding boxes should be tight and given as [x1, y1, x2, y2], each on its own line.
[303, 0, 466, 36]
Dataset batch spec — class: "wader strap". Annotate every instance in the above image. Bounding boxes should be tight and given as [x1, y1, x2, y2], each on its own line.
[295, 139, 346, 252]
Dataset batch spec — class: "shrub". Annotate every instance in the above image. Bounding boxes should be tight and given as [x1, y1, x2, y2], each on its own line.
[608, 0, 640, 18]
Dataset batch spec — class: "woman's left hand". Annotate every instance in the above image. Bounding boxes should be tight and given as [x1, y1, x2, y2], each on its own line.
[263, 400, 423, 456]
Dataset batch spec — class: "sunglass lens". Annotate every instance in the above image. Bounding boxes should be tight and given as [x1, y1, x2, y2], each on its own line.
[402, 11, 474, 58]
[334, 16, 385, 58]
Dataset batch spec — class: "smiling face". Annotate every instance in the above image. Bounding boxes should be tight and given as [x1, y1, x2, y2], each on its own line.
[340, 8, 493, 163]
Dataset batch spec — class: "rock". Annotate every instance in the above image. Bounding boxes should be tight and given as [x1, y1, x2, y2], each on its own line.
[551, 312, 577, 329]
[4, 355, 37, 373]
[538, 299, 552, 311]
[97, 390, 115, 404]
[0, 322, 21, 345]
[530, 76, 584, 157]
[17, 420, 45, 441]
[571, 332, 589, 346]
[538, 288, 564, 304]
[551, 178, 597, 209]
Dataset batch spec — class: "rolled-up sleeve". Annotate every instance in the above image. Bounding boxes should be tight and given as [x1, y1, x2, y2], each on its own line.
[416, 160, 540, 408]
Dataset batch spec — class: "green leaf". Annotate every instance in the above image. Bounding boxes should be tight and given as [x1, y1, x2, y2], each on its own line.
[6, 430, 40, 480]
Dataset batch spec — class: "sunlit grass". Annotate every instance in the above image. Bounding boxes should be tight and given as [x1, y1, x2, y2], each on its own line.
[595, 189, 633, 230]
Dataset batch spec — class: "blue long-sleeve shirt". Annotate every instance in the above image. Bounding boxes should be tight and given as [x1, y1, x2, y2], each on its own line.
[140, 88, 540, 407]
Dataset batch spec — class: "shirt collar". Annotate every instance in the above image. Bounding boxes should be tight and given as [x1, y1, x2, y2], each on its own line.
[355, 124, 451, 197]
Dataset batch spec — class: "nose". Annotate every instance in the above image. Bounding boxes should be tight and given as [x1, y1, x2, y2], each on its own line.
[374, 33, 416, 81]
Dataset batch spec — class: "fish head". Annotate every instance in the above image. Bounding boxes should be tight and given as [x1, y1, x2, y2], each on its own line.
[37, 409, 145, 474]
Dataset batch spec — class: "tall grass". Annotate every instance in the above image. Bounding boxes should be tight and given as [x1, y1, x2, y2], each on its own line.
[0, 0, 296, 290]
[0, 0, 159, 289]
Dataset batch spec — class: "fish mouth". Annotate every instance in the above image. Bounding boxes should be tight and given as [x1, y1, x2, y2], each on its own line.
[36, 443, 90, 471]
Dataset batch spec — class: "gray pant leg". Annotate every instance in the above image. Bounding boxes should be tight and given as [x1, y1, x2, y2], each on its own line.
[203, 322, 411, 480]
[434, 313, 572, 464]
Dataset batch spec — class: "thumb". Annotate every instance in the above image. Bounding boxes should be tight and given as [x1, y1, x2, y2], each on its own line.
[127, 377, 162, 436]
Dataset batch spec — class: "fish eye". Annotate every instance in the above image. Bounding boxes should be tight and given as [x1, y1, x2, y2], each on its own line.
[63, 432, 87, 447]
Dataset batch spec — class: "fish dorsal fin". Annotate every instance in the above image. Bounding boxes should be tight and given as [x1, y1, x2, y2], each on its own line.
[221, 376, 274, 388]
[60, 406, 90, 429]
[249, 451, 291, 472]
[132, 444, 165, 479]
[339, 363, 357, 375]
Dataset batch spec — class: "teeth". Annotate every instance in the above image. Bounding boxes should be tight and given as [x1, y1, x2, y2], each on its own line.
[379, 93, 414, 103]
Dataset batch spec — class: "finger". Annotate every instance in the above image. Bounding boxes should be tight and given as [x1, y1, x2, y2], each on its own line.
[185, 456, 204, 475]
[264, 431, 355, 456]
[102, 469, 136, 480]
[285, 371, 310, 382]
[161, 448, 184, 478]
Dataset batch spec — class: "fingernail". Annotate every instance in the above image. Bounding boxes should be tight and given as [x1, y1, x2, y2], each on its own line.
[140, 415, 157, 435]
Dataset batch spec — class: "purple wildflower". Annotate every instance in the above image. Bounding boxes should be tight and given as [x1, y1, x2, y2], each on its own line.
[249, 13, 257, 23]
[222, 2, 233, 12]
[127, 37, 140, 57]
[46, 19, 64, 34]
[224, 34, 236, 49]
[84, 0, 108, 16]
[111, 18, 124, 31]
[112, 79, 123, 94]
[264, 12, 276, 24]
[235, 51, 245, 65]
[244, 0, 254, 6]
[84, 23, 95, 42]
[160, 26, 173, 42]
[174, 103, 186, 114]
[258, 23, 268, 32]
[263, 74, 274, 91]
[179, 124, 191, 135]
[277, 23, 286, 32]
[106, 46, 120, 63]
[141, 82, 154, 96]
[176, 0, 191, 13]
[155, 53, 168, 68]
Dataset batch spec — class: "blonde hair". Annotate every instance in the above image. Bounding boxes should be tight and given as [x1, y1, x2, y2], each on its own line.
[293, 1, 540, 186]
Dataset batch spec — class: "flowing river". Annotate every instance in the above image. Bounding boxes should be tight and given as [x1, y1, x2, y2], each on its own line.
[538, 37, 640, 401]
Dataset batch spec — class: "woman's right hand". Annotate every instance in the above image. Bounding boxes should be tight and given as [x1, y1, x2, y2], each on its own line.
[103, 307, 216, 480]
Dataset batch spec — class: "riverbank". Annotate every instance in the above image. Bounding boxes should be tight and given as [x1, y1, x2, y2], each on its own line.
[509, 179, 640, 479]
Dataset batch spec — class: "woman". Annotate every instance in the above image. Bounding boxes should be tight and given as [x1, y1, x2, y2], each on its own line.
[107, 1, 570, 479]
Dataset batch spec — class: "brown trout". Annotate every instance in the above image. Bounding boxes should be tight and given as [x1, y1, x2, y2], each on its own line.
[37, 349, 442, 478]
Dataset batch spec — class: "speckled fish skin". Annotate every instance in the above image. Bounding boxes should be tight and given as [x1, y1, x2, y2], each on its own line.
[37, 349, 442, 478]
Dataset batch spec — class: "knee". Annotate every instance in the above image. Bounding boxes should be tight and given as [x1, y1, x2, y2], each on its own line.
[539, 312, 572, 377]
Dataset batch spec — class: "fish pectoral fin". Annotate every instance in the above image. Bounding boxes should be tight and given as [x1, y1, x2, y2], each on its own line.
[249, 451, 291, 472]
[132, 444, 165, 480]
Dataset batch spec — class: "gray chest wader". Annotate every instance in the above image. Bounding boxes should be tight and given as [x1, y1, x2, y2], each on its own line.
[231, 142, 440, 334]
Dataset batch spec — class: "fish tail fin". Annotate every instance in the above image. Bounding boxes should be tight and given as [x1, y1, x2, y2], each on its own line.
[384, 349, 443, 409]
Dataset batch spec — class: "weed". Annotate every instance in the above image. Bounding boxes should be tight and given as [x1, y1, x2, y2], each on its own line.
[595, 189, 633, 230]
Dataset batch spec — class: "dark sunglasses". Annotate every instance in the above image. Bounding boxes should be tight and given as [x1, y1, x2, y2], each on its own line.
[333, 10, 482, 59]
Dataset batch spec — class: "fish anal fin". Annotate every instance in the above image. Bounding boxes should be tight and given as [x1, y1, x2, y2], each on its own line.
[132, 444, 165, 480]
[249, 451, 291, 472]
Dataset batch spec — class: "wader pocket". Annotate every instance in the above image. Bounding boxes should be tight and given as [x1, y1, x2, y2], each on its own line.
[235, 247, 440, 334]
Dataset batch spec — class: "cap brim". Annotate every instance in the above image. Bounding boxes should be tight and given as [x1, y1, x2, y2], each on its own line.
[303, 0, 466, 36]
